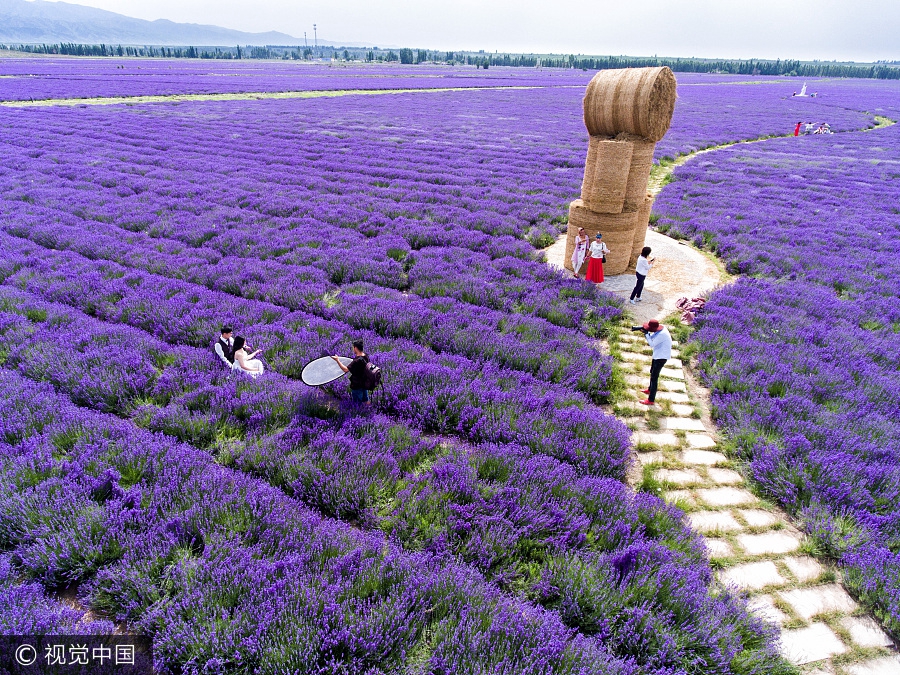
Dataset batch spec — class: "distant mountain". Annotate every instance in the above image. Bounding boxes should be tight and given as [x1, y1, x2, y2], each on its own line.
[0, 0, 373, 47]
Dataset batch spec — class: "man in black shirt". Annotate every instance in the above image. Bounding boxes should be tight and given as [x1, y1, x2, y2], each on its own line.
[331, 339, 370, 404]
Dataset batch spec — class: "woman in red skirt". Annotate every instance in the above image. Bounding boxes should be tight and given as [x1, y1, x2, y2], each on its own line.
[585, 233, 609, 283]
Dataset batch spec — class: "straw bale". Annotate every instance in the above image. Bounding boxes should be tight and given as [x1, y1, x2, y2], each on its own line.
[629, 194, 655, 268]
[581, 137, 634, 213]
[616, 133, 657, 212]
[583, 67, 677, 141]
[565, 199, 638, 275]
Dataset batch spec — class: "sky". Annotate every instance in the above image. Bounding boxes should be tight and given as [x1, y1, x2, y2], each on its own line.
[38, 0, 900, 62]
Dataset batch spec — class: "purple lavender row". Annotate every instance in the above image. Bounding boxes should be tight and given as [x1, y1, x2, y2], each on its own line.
[0, 297, 785, 673]
[0, 367, 640, 674]
[0, 227, 616, 400]
[651, 104, 900, 632]
[0, 201, 614, 335]
[0, 60, 595, 101]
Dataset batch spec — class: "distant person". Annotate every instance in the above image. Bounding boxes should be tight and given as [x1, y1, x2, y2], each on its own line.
[794, 122, 802, 137]
[214, 326, 235, 367]
[232, 336, 264, 377]
[639, 319, 672, 406]
[332, 339, 375, 404]
[804, 122, 815, 135]
[629, 246, 655, 305]
[571, 227, 589, 279]
[585, 233, 609, 283]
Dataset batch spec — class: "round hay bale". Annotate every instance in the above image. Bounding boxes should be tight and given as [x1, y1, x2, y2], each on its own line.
[616, 133, 657, 212]
[565, 199, 638, 275]
[629, 194, 655, 269]
[580, 137, 634, 213]
[583, 67, 677, 142]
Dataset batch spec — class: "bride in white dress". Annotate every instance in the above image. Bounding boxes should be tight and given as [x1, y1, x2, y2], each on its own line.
[232, 336, 264, 378]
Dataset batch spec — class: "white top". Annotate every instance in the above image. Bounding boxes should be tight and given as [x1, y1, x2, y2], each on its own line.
[636, 256, 653, 276]
[589, 241, 609, 257]
[646, 327, 672, 360]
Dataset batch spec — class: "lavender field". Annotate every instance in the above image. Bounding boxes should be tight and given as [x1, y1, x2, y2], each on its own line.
[0, 59, 893, 672]
[653, 80, 900, 636]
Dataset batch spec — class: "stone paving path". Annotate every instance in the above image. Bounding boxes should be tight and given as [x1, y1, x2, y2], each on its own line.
[617, 330, 899, 674]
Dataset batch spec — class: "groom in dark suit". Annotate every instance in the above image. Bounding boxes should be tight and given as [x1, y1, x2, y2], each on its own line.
[214, 326, 235, 366]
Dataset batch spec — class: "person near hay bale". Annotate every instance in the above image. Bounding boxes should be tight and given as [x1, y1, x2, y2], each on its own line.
[571, 227, 589, 279]
[630, 246, 655, 304]
[585, 233, 610, 283]
[638, 319, 672, 406]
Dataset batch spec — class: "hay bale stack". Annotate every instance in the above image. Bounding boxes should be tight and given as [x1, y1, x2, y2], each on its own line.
[580, 137, 634, 213]
[583, 67, 677, 142]
[616, 132, 657, 212]
[629, 194, 655, 269]
[565, 199, 638, 275]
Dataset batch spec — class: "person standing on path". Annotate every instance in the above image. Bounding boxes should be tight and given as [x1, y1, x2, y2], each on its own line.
[585, 233, 609, 284]
[331, 339, 372, 405]
[639, 319, 672, 406]
[630, 247, 655, 304]
[571, 227, 589, 279]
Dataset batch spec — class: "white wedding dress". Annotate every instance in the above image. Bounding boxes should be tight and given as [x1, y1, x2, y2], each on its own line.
[233, 350, 265, 378]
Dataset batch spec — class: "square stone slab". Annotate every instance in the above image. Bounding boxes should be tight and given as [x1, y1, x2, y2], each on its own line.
[661, 417, 707, 432]
[660, 368, 685, 380]
[780, 623, 848, 665]
[633, 431, 680, 448]
[777, 584, 858, 620]
[747, 594, 787, 626]
[656, 468, 702, 486]
[625, 374, 645, 386]
[668, 403, 695, 417]
[688, 510, 743, 533]
[839, 616, 893, 648]
[655, 391, 690, 403]
[686, 434, 717, 449]
[708, 468, 743, 485]
[622, 352, 652, 362]
[638, 451, 665, 465]
[738, 509, 778, 528]
[719, 560, 787, 591]
[738, 531, 802, 555]
[845, 657, 900, 675]
[703, 538, 734, 557]
[783, 556, 824, 583]
[664, 490, 695, 507]
[660, 380, 687, 392]
[698, 487, 757, 507]
[682, 449, 728, 465]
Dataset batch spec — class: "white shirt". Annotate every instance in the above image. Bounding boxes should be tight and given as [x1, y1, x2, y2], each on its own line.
[636, 256, 653, 276]
[589, 241, 609, 257]
[646, 327, 672, 360]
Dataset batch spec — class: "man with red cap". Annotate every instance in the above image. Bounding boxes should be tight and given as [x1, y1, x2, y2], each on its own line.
[639, 319, 672, 406]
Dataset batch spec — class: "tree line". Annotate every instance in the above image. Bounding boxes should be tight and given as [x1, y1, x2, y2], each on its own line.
[4, 42, 899, 79]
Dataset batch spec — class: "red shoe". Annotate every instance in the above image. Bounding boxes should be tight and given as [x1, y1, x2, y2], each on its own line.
[639, 399, 655, 406]
[641, 389, 650, 394]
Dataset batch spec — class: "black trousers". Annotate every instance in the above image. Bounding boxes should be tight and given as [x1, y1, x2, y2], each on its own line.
[648, 358, 668, 402]
[630, 273, 646, 300]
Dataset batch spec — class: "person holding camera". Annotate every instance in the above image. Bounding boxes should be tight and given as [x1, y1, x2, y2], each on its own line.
[630, 246, 655, 304]
[635, 319, 672, 406]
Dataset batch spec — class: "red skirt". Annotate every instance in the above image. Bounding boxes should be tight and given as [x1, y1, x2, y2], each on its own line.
[585, 257, 604, 283]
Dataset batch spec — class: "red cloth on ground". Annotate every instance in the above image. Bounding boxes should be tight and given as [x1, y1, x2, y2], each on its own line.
[585, 257, 604, 283]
